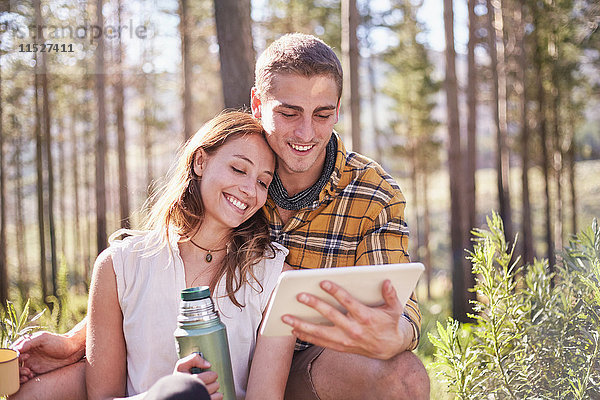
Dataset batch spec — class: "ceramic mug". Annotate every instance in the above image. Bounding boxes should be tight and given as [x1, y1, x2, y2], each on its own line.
[0, 348, 20, 396]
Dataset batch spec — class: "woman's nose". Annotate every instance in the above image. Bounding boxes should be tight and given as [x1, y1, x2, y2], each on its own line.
[239, 177, 256, 197]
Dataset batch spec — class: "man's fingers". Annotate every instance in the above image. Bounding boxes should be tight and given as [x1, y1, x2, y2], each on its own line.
[295, 292, 350, 327]
[381, 280, 402, 311]
[318, 280, 375, 323]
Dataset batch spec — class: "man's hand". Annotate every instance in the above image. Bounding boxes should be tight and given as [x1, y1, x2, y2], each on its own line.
[174, 353, 223, 400]
[13, 330, 86, 383]
[281, 279, 414, 360]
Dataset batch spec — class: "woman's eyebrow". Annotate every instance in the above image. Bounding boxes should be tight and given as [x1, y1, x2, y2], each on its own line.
[233, 154, 273, 176]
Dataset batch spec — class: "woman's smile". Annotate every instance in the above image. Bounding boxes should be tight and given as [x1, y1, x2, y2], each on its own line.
[224, 193, 249, 212]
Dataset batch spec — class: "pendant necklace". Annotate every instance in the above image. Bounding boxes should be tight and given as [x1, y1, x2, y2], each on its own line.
[188, 238, 227, 263]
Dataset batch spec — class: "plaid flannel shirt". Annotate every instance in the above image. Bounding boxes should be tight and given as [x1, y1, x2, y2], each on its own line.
[263, 133, 421, 351]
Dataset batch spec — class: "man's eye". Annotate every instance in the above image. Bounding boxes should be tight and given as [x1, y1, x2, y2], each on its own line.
[317, 114, 332, 119]
[258, 179, 268, 189]
[280, 111, 295, 117]
[232, 167, 245, 174]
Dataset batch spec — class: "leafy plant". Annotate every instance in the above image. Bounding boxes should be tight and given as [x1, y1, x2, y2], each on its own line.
[0, 300, 45, 348]
[429, 213, 600, 399]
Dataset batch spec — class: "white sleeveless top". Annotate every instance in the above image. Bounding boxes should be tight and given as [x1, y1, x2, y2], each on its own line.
[107, 229, 288, 399]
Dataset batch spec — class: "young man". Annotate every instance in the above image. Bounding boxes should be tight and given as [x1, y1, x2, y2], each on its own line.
[14, 34, 429, 400]
[251, 33, 428, 399]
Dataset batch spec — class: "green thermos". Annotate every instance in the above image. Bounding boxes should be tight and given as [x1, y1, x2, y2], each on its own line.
[174, 286, 236, 400]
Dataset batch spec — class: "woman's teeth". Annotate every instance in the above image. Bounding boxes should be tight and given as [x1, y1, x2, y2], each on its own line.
[291, 144, 313, 152]
[226, 195, 248, 210]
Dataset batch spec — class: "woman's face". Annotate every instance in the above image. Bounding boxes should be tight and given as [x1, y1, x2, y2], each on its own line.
[194, 134, 275, 230]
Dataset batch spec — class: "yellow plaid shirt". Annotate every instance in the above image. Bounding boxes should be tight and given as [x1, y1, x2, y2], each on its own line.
[263, 133, 421, 351]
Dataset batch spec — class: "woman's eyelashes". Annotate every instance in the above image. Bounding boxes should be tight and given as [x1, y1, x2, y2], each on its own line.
[231, 165, 270, 190]
[232, 166, 245, 174]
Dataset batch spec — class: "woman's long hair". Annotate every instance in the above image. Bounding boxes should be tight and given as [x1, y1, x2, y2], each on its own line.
[143, 111, 275, 308]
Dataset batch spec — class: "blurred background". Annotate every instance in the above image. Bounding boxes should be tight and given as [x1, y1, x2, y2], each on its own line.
[0, 0, 598, 394]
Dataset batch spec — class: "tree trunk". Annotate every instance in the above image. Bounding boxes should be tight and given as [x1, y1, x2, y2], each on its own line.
[487, 0, 512, 241]
[95, 0, 108, 254]
[567, 112, 577, 234]
[14, 126, 28, 297]
[116, 0, 130, 229]
[422, 171, 432, 300]
[70, 105, 82, 284]
[142, 44, 154, 197]
[33, 14, 58, 298]
[41, 49, 58, 299]
[33, 3, 48, 302]
[214, 0, 255, 109]
[517, 2, 534, 265]
[568, 144, 577, 234]
[466, 0, 478, 236]
[179, 0, 193, 140]
[533, 2, 554, 270]
[58, 117, 66, 263]
[410, 144, 421, 263]
[84, 94, 94, 282]
[0, 57, 7, 305]
[367, 54, 381, 162]
[342, 0, 361, 153]
[444, 0, 472, 322]
[552, 60, 563, 251]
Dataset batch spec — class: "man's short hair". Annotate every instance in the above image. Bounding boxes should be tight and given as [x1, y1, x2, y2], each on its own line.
[254, 33, 343, 100]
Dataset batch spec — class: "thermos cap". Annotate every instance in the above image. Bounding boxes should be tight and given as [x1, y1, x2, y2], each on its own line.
[181, 286, 211, 301]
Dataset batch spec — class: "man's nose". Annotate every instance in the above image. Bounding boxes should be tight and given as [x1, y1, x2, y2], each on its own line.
[293, 116, 315, 142]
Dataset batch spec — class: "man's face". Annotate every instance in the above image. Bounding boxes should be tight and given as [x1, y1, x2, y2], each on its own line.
[251, 73, 340, 181]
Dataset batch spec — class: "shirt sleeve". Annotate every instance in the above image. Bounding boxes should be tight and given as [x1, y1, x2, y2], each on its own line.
[354, 197, 422, 351]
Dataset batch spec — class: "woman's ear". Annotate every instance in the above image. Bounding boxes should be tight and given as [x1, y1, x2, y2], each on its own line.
[193, 148, 207, 177]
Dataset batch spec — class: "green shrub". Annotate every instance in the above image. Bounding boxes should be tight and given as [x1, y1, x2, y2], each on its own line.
[0, 300, 45, 348]
[429, 213, 600, 399]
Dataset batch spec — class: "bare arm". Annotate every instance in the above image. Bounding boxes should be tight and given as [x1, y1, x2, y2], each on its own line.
[245, 335, 295, 400]
[85, 249, 128, 400]
[245, 263, 296, 400]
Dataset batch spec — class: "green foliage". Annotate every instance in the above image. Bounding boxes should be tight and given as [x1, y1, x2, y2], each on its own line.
[0, 300, 44, 348]
[429, 213, 600, 399]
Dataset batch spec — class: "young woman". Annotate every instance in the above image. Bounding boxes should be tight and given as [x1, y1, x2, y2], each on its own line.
[85, 111, 295, 400]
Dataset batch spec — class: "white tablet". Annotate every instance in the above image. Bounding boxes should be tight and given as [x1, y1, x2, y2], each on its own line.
[259, 262, 425, 336]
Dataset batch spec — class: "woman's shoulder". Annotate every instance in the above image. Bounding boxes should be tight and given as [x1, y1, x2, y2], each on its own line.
[108, 228, 175, 254]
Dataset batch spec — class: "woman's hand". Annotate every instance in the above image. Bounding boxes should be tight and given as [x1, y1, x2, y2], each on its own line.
[174, 353, 223, 400]
[13, 318, 87, 383]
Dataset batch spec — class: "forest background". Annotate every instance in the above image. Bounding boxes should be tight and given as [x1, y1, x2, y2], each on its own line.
[0, 0, 599, 397]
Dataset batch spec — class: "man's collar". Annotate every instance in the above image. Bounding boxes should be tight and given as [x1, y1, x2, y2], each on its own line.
[320, 131, 346, 200]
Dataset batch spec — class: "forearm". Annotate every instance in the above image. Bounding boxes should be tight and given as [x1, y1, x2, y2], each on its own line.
[65, 316, 88, 360]
[246, 335, 295, 400]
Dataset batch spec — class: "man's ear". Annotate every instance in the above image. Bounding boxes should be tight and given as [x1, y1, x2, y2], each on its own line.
[193, 148, 207, 177]
[250, 87, 261, 118]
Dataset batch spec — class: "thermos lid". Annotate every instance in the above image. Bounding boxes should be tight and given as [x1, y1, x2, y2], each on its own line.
[181, 286, 211, 301]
